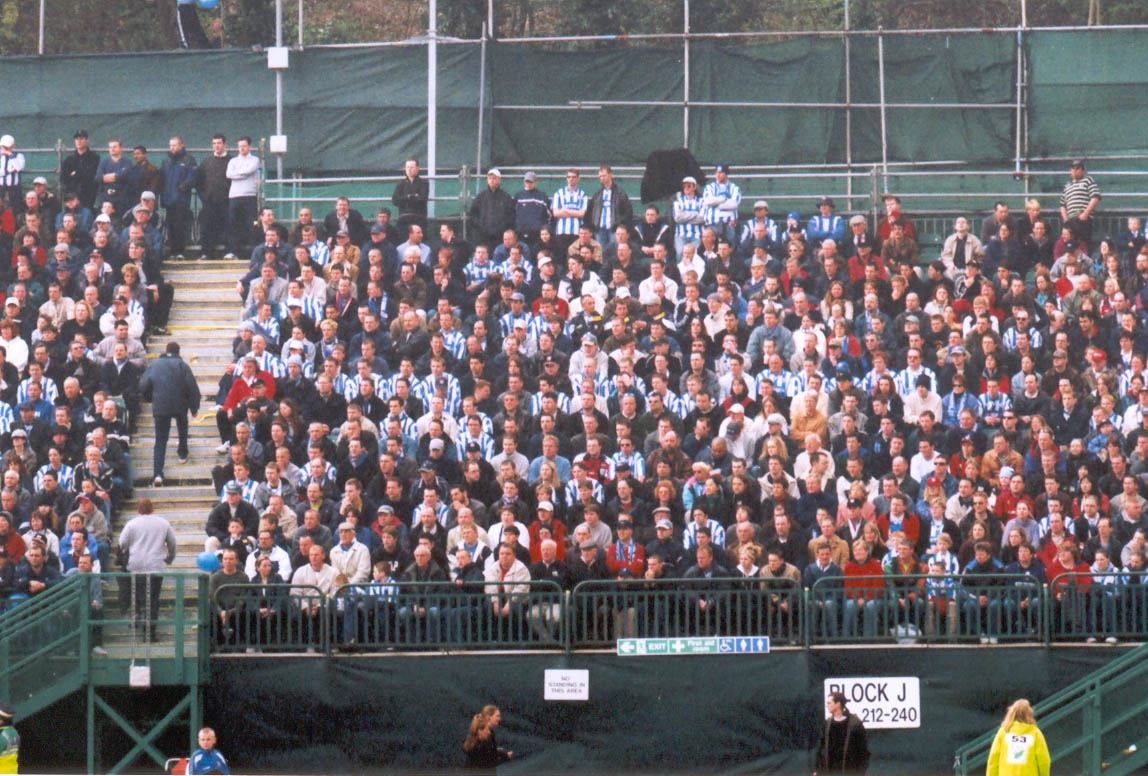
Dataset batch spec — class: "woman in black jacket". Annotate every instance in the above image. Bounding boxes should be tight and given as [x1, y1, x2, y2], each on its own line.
[462, 706, 512, 772]
[814, 691, 870, 775]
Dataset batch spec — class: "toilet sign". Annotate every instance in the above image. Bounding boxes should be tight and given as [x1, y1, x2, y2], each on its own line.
[824, 677, 920, 729]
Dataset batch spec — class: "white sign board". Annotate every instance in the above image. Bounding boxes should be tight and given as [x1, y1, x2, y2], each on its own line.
[544, 669, 589, 701]
[824, 677, 920, 729]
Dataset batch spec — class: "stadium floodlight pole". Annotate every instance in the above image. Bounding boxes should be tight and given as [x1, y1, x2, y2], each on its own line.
[276, 0, 284, 182]
[877, 27, 888, 191]
[1014, 0, 1026, 180]
[844, 0, 852, 209]
[683, 0, 690, 147]
[428, 0, 437, 219]
[475, 22, 488, 178]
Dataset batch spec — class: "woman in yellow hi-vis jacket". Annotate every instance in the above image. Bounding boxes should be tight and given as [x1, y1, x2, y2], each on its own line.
[0, 702, 18, 774]
[987, 699, 1050, 776]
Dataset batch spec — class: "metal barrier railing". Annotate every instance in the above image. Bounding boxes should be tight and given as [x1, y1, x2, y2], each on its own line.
[569, 577, 802, 648]
[1047, 572, 1148, 643]
[201, 574, 1148, 655]
[808, 573, 1043, 645]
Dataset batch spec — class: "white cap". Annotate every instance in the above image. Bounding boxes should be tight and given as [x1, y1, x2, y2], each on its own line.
[32, 176, 47, 186]
[487, 168, 502, 177]
[615, 287, 630, 299]
[94, 213, 111, 224]
[0, 135, 13, 148]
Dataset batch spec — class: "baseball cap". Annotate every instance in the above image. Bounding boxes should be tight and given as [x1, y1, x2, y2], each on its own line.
[653, 506, 672, 515]
[94, 213, 111, 224]
[10, 429, 26, 438]
[715, 163, 730, 172]
[1064, 240, 1079, 252]
[140, 191, 156, 201]
[538, 500, 554, 511]
[377, 504, 395, 515]
[656, 518, 673, 530]
[836, 365, 852, 379]
[753, 200, 768, 210]
[818, 196, 834, 207]
[465, 442, 480, 453]
[579, 539, 598, 551]
[681, 176, 697, 185]
[338, 521, 356, 532]
[510, 291, 525, 302]
[1071, 158, 1085, 168]
[32, 176, 47, 186]
[0, 135, 12, 148]
[617, 519, 633, 528]
[419, 460, 435, 472]
[429, 438, 445, 451]
[225, 483, 242, 494]
[524, 171, 537, 182]
[767, 413, 785, 426]
[487, 168, 502, 177]
[926, 476, 942, 487]
[581, 333, 598, 346]
[73, 129, 88, 139]
[285, 355, 303, 367]
[370, 224, 386, 235]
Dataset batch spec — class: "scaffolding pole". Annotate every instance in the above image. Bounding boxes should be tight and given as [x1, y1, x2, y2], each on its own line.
[877, 30, 888, 191]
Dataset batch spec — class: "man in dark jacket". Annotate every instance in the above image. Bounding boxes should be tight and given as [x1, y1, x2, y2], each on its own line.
[139, 341, 202, 487]
[160, 136, 197, 256]
[61, 129, 100, 209]
[195, 133, 232, 259]
[322, 196, 369, 248]
[587, 165, 633, 247]
[816, 691, 870, 775]
[470, 169, 517, 248]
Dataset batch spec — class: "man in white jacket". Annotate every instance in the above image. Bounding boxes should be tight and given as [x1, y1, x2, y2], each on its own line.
[225, 136, 261, 259]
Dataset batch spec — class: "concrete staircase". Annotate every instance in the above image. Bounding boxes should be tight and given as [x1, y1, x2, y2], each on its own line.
[123, 259, 246, 572]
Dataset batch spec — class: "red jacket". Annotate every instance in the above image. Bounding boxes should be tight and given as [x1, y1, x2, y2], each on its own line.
[223, 369, 277, 411]
[844, 559, 885, 600]
[606, 539, 645, 578]
[2, 531, 26, 563]
[1046, 559, 1091, 596]
[528, 519, 568, 562]
[994, 490, 1033, 524]
[876, 511, 920, 547]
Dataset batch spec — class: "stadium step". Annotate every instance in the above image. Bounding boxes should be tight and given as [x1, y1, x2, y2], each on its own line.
[122, 259, 243, 584]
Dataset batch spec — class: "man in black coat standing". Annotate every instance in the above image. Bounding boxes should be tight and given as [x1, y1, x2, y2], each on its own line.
[139, 341, 201, 487]
[470, 169, 517, 249]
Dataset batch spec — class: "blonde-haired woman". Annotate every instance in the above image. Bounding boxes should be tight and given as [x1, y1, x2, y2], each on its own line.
[986, 698, 1050, 776]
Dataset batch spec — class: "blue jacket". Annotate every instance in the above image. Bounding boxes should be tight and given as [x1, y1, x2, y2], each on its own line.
[161, 148, 198, 208]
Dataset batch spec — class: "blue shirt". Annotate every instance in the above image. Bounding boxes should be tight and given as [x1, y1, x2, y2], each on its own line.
[188, 747, 230, 775]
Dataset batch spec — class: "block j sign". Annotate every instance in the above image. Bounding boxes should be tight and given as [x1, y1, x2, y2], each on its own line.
[824, 677, 921, 729]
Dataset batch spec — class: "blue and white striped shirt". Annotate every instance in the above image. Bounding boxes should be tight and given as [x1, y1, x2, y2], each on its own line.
[458, 411, 494, 437]
[240, 351, 288, 379]
[530, 391, 572, 416]
[378, 373, 413, 401]
[296, 295, 325, 322]
[599, 188, 613, 229]
[220, 478, 260, 503]
[384, 412, 419, 440]
[499, 310, 535, 339]
[414, 373, 462, 416]
[979, 391, 1012, 419]
[17, 377, 58, 406]
[673, 193, 705, 241]
[0, 402, 13, 434]
[307, 240, 330, 267]
[683, 520, 727, 549]
[551, 186, 589, 236]
[739, 217, 779, 246]
[1001, 326, 1043, 352]
[343, 372, 383, 403]
[457, 431, 496, 461]
[463, 258, 494, 288]
[786, 371, 823, 398]
[756, 368, 796, 395]
[247, 316, 280, 347]
[564, 477, 605, 507]
[894, 366, 938, 398]
[441, 329, 466, 361]
[493, 259, 533, 284]
[701, 180, 742, 225]
[609, 450, 647, 480]
[35, 463, 74, 492]
[806, 214, 845, 244]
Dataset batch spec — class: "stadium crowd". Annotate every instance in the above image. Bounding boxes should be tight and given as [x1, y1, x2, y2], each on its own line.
[200, 152, 1148, 646]
[0, 126, 1142, 646]
[0, 130, 193, 615]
